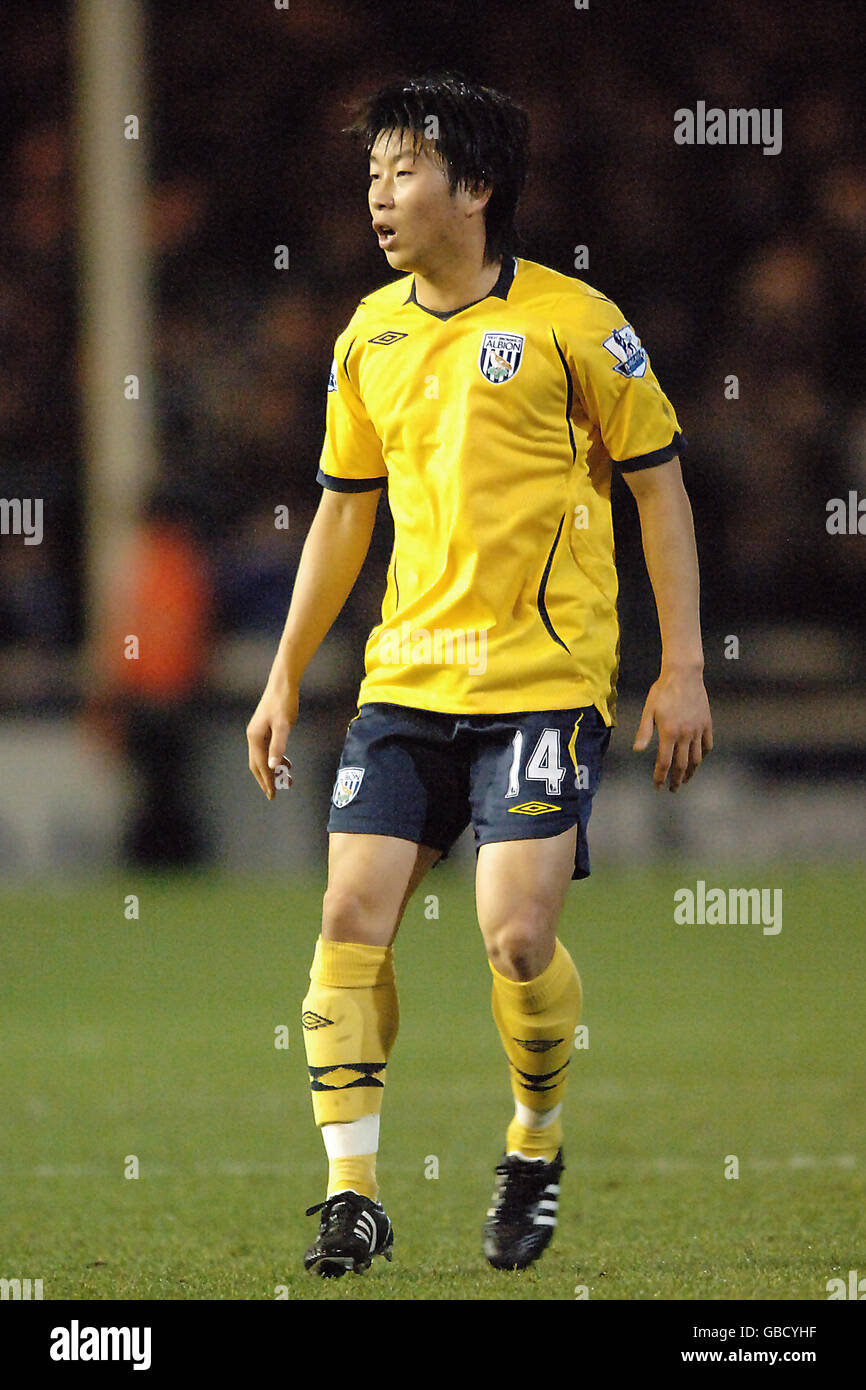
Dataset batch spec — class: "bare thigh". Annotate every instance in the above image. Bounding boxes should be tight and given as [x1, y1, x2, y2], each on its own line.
[322, 832, 442, 947]
[475, 826, 577, 981]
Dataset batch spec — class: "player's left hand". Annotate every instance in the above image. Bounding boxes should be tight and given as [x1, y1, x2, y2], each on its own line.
[633, 666, 713, 791]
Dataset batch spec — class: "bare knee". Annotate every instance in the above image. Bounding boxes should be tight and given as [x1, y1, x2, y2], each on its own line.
[321, 882, 386, 943]
[484, 903, 557, 981]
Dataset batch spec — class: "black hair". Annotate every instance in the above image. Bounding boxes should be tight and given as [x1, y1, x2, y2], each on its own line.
[346, 71, 529, 264]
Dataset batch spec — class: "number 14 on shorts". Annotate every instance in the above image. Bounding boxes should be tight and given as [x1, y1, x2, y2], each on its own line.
[506, 721, 589, 797]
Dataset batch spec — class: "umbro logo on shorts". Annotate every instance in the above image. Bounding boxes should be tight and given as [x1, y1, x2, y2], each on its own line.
[368, 331, 407, 345]
[507, 800, 561, 815]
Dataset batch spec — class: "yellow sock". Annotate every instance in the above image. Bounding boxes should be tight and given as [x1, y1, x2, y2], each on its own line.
[490, 939, 582, 1162]
[326, 1153, 379, 1201]
[302, 937, 399, 1201]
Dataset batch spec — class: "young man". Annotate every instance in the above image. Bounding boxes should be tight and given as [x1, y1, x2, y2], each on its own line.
[247, 73, 712, 1278]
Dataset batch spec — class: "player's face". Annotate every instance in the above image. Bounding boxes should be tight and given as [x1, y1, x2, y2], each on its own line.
[368, 129, 469, 274]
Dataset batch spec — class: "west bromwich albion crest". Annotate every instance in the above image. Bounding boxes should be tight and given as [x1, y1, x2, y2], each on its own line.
[479, 331, 525, 384]
[602, 324, 647, 378]
[332, 765, 365, 808]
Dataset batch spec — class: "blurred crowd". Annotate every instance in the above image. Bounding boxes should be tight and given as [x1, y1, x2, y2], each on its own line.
[2, 0, 864, 679]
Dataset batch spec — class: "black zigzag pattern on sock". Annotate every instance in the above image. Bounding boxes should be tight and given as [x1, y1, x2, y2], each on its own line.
[307, 1062, 386, 1092]
[512, 1036, 565, 1053]
[511, 1058, 570, 1093]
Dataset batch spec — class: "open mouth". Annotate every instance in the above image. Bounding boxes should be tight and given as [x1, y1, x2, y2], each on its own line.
[375, 225, 397, 248]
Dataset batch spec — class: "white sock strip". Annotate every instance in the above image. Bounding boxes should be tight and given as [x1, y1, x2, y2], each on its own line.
[514, 1100, 562, 1131]
[322, 1114, 380, 1160]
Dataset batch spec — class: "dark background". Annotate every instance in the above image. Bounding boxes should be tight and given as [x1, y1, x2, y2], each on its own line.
[1, 0, 863, 705]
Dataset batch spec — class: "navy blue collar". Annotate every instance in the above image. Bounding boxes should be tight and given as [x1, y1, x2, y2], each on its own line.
[405, 256, 517, 321]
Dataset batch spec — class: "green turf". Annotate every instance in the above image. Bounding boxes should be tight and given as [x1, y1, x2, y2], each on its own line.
[0, 862, 863, 1300]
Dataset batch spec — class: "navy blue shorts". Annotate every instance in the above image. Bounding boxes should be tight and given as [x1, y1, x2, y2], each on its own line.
[327, 702, 611, 880]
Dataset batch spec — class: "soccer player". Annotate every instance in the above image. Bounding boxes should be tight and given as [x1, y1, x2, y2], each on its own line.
[247, 73, 712, 1277]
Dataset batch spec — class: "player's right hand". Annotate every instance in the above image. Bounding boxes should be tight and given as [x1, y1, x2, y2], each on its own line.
[246, 681, 299, 801]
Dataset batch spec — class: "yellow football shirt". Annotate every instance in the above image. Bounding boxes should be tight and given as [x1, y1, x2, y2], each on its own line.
[316, 256, 684, 723]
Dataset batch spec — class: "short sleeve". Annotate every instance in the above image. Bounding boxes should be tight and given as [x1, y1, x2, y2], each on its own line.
[316, 331, 388, 492]
[560, 294, 686, 471]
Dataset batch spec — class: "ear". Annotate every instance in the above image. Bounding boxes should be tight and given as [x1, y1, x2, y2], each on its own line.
[460, 180, 493, 217]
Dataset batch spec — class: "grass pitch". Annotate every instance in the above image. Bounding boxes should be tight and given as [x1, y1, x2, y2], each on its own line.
[0, 861, 863, 1301]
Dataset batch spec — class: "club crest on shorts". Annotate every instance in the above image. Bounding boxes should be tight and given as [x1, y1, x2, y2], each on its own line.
[332, 765, 365, 808]
[479, 331, 525, 384]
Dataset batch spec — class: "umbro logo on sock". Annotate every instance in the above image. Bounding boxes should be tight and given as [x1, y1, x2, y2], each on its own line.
[302, 1011, 335, 1030]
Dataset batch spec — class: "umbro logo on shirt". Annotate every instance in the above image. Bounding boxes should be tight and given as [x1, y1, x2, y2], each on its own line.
[368, 331, 408, 345]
